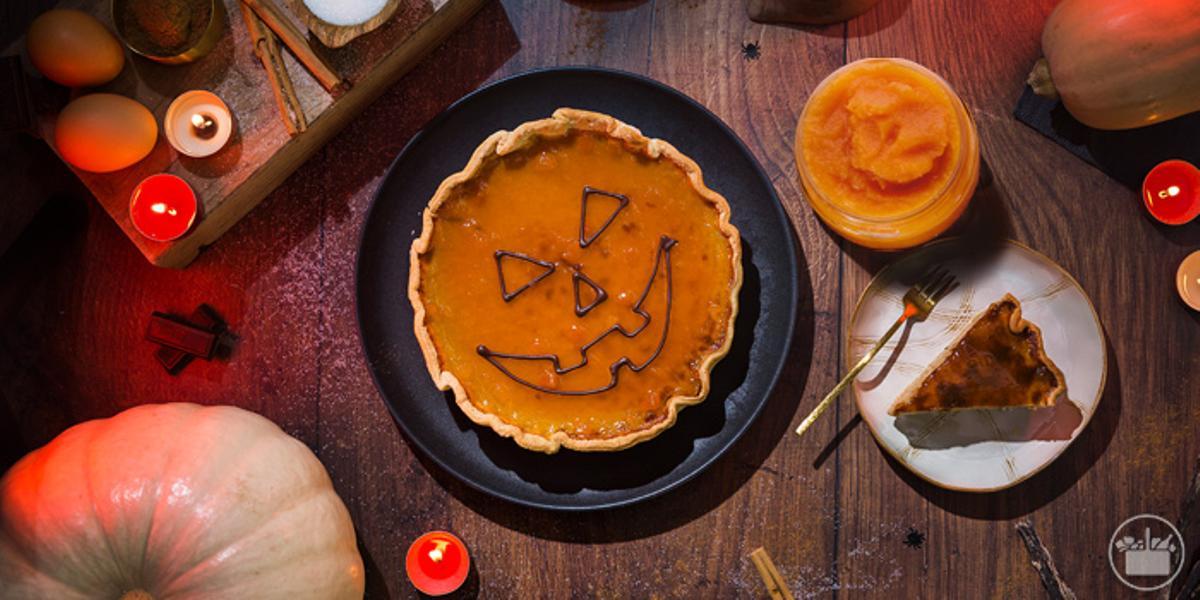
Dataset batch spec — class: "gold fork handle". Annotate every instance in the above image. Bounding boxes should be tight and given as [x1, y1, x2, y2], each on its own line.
[795, 310, 910, 437]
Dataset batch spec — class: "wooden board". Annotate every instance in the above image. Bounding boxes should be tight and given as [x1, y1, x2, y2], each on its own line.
[25, 0, 485, 268]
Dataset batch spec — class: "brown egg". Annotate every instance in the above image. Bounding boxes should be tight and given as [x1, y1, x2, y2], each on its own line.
[27, 9, 125, 88]
[56, 94, 157, 173]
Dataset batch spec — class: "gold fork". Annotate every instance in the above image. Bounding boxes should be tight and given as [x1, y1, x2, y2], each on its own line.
[795, 267, 958, 437]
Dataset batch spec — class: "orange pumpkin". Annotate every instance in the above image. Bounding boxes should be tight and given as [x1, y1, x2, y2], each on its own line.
[1030, 0, 1200, 130]
[0, 403, 364, 600]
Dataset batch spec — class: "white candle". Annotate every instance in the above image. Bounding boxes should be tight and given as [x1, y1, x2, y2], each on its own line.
[164, 90, 233, 158]
[1178, 250, 1200, 312]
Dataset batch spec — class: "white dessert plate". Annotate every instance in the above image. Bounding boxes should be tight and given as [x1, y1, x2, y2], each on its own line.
[849, 239, 1106, 492]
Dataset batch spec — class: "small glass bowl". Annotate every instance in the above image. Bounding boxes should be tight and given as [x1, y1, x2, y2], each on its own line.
[111, 0, 225, 65]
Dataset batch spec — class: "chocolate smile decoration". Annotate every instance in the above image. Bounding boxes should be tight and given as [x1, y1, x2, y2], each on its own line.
[479, 186, 677, 396]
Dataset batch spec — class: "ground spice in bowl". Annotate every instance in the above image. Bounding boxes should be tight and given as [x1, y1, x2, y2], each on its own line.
[117, 0, 213, 58]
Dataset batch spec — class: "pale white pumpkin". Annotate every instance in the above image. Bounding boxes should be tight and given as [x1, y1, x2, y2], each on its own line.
[0, 403, 365, 600]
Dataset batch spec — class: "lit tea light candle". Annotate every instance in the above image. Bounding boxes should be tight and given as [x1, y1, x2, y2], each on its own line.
[191, 113, 217, 139]
[164, 90, 233, 158]
[1178, 250, 1200, 312]
[129, 173, 198, 242]
[405, 531, 470, 596]
[1142, 159, 1200, 225]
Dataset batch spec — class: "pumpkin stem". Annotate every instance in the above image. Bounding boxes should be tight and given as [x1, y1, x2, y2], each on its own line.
[1027, 58, 1059, 100]
[119, 590, 154, 600]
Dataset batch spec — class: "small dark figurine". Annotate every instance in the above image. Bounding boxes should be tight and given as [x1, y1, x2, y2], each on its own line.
[146, 304, 235, 374]
[741, 41, 761, 61]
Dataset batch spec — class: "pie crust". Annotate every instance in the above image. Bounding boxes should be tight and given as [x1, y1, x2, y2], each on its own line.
[888, 293, 1066, 415]
[409, 108, 742, 453]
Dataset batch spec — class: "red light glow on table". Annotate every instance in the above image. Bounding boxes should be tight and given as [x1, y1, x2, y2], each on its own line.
[1142, 159, 1200, 225]
[129, 174, 198, 242]
[405, 531, 470, 596]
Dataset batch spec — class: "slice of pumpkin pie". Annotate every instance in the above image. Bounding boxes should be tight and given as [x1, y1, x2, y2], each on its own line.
[888, 293, 1066, 416]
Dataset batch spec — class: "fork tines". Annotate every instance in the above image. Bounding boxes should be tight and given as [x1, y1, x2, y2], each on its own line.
[918, 267, 957, 302]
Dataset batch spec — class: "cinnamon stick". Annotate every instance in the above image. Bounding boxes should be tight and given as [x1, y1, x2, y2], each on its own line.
[262, 18, 307, 132]
[749, 547, 795, 600]
[239, 2, 306, 134]
[1015, 520, 1077, 600]
[243, 0, 343, 92]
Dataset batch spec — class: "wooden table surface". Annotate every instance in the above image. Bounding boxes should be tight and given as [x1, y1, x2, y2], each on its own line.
[2, 0, 1199, 598]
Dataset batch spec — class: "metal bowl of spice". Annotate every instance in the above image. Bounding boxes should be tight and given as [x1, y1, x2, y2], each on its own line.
[111, 0, 225, 64]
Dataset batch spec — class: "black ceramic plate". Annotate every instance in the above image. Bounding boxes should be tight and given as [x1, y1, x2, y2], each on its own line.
[357, 67, 800, 511]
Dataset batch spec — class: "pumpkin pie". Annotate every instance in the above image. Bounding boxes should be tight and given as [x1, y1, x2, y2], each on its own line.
[409, 108, 742, 453]
[888, 294, 1066, 415]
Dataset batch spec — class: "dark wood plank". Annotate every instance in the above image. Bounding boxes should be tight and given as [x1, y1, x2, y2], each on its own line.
[645, 0, 850, 595]
[835, 2, 1055, 594]
[643, 2, 845, 596]
[309, 3, 522, 598]
[499, 0, 655, 71]
[838, 0, 1200, 598]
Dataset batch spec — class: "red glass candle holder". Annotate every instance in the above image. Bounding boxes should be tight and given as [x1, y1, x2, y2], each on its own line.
[129, 174, 198, 242]
[405, 531, 470, 596]
[1142, 159, 1200, 225]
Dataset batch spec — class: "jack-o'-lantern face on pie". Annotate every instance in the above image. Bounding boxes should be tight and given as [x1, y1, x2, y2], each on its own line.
[409, 109, 742, 453]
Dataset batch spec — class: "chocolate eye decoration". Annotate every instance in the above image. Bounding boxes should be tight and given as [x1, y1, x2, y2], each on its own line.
[579, 186, 629, 248]
[479, 183, 679, 396]
[478, 235, 677, 396]
[494, 250, 555, 302]
[572, 270, 608, 317]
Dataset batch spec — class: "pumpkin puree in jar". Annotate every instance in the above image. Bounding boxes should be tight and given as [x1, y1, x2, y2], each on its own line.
[797, 58, 979, 249]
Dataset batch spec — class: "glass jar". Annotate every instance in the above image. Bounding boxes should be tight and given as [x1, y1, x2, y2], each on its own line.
[795, 58, 980, 251]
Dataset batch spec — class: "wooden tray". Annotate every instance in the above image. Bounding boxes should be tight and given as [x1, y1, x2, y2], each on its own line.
[23, 0, 485, 268]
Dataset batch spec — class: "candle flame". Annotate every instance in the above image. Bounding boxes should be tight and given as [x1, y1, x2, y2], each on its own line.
[1159, 185, 1182, 200]
[150, 202, 177, 217]
[428, 540, 450, 563]
[190, 113, 212, 129]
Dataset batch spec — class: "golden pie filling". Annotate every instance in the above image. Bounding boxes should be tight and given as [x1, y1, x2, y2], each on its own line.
[889, 294, 1065, 415]
[410, 109, 741, 452]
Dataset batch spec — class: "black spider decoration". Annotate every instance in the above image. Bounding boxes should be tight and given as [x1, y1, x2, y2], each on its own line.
[741, 42, 761, 61]
[903, 528, 926, 549]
